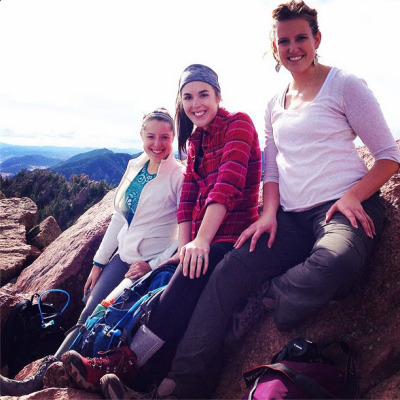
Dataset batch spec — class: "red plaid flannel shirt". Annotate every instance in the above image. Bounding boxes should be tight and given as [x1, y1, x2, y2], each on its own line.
[177, 107, 261, 243]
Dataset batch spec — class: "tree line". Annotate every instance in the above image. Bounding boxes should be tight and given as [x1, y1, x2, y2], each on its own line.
[0, 169, 114, 231]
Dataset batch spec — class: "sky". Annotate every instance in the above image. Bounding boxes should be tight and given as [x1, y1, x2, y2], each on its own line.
[1, 0, 399, 152]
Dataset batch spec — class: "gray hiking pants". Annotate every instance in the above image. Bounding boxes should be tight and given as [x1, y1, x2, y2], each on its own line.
[55, 254, 130, 358]
[167, 193, 384, 398]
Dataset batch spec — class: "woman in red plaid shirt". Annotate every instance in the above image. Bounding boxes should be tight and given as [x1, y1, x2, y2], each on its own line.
[56, 64, 266, 399]
[174, 63, 262, 279]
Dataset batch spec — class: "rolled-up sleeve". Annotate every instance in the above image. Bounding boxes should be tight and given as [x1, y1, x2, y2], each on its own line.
[205, 115, 257, 211]
[177, 155, 199, 224]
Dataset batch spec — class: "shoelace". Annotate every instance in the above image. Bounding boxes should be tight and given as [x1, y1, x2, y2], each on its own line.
[226, 281, 272, 343]
[26, 356, 58, 383]
[233, 294, 265, 333]
[88, 348, 127, 370]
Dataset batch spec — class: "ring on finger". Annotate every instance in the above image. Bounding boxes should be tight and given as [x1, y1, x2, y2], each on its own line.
[198, 255, 205, 260]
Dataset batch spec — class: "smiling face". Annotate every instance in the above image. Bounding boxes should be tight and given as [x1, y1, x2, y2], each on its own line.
[140, 120, 174, 167]
[181, 81, 220, 131]
[274, 17, 321, 75]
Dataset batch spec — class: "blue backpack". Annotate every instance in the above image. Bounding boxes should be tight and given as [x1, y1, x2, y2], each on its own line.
[69, 264, 176, 357]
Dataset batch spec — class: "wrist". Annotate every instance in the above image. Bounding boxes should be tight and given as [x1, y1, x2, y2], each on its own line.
[341, 189, 363, 203]
[194, 234, 213, 246]
[261, 208, 277, 220]
[93, 261, 105, 269]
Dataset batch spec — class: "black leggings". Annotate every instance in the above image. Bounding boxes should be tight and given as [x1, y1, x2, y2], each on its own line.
[148, 242, 234, 342]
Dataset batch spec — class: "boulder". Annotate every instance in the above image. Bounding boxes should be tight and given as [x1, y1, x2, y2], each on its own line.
[213, 141, 400, 398]
[366, 370, 400, 399]
[0, 197, 38, 285]
[0, 388, 102, 400]
[0, 189, 115, 333]
[28, 216, 62, 251]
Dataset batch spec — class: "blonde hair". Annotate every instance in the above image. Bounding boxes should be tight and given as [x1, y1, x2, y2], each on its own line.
[141, 108, 174, 133]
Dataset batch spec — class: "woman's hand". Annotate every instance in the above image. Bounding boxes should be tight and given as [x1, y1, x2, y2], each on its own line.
[179, 236, 210, 279]
[325, 192, 375, 238]
[84, 265, 103, 294]
[159, 253, 181, 267]
[325, 159, 399, 238]
[234, 212, 278, 252]
[125, 261, 152, 280]
[177, 203, 226, 279]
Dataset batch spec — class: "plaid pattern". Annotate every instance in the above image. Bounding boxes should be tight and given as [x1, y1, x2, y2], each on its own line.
[177, 107, 261, 243]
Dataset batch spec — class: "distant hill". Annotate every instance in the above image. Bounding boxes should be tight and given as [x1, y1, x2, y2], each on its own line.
[0, 142, 142, 162]
[0, 154, 63, 175]
[0, 143, 96, 162]
[50, 150, 140, 185]
[0, 143, 144, 182]
[57, 148, 114, 164]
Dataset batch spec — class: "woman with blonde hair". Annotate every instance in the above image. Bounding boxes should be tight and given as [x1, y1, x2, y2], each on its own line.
[0, 108, 184, 396]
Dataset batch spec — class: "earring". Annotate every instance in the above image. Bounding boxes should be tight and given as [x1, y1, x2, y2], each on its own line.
[275, 61, 281, 73]
[313, 52, 319, 66]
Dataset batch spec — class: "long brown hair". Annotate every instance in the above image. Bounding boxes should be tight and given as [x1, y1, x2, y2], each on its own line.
[175, 86, 221, 159]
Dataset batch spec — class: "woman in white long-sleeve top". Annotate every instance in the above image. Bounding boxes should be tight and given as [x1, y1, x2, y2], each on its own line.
[234, 0, 400, 332]
[59, 108, 184, 356]
[0, 108, 184, 396]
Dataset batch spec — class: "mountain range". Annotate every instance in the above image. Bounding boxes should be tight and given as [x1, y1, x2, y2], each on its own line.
[0, 143, 143, 185]
[0, 154, 62, 175]
[51, 150, 137, 185]
[0, 142, 261, 185]
[0, 142, 142, 161]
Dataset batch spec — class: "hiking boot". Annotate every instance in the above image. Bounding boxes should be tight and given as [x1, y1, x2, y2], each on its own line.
[0, 355, 58, 396]
[43, 361, 72, 388]
[157, 378, 178, 399]
[225, 280, 274, 343]
[100, 373, 152, 399]
[62, 346, 138, 392]
[100, 374, 177, 400]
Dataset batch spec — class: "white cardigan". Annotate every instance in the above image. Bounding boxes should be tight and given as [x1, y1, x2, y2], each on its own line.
[93, 152, 184, 269]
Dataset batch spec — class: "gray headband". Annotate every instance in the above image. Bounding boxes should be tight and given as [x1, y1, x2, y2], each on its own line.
[145, 111, 174, 124]
[179, 64, 220, 92]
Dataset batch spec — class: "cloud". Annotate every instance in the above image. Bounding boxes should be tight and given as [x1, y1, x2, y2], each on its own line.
[0, 0, 398, 151]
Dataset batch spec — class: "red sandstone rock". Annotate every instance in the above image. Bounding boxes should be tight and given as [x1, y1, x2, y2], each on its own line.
[13, 357, 48, 381]
[366, 370, 400, 399]
[28, 216, 62, 251]
[2, 189, 114, 332]
[0, 197, 38, 285]
[0, 388, 102, 400]
[1, 197, 38, 230]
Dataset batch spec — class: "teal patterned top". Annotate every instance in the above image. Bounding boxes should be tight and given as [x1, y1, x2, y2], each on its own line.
[125, 161, 156, 224]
